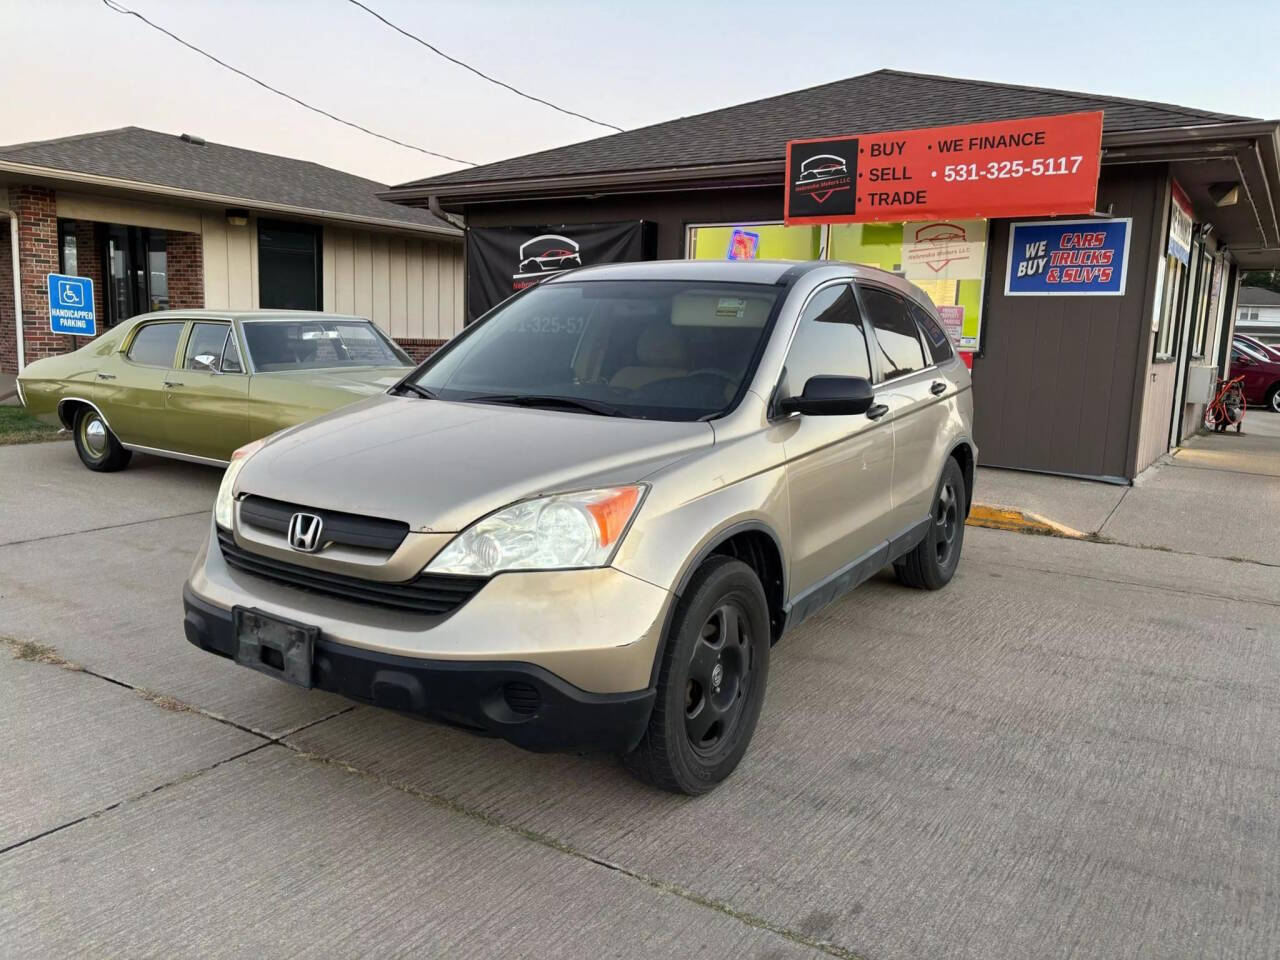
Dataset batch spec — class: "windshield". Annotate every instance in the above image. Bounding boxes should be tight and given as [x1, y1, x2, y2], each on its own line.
[411, 280, 782, 421]
[243, 319, 411, 371]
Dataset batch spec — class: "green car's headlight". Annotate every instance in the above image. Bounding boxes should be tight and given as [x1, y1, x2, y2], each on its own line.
[425, 486, 645, 577]
[214, 438, 266, 530]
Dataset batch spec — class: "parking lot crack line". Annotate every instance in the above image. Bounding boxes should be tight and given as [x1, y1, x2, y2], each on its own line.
[0, 510, 208, 548]
[281, 744, 870, 960]
[0, 742, 273, 858]
[1095, 485, 1130, 536]
[971, 557, 1280, 609]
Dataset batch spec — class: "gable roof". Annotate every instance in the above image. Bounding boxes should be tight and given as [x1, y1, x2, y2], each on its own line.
[0, 127, 459, 237]
[388, 69, 1254, 196]
[1239, 285, 1280, 306]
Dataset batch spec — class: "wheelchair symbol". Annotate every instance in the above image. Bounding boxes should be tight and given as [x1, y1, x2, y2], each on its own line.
[56, 280, 84, 307]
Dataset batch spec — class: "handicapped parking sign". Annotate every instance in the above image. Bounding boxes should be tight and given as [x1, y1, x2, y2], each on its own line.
[47, 273, 96, 336]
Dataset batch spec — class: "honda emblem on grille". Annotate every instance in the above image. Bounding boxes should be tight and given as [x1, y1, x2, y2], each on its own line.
[287, 512, 324, 553]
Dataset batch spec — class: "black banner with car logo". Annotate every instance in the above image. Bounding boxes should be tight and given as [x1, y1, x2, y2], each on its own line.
[466, 221, 651, 321]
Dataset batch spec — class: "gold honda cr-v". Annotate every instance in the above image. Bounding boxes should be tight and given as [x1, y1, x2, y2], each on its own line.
[184, 259, 975, 794]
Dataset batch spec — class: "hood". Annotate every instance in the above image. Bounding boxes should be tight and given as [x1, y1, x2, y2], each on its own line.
[258, 366, 410, 396]
[236, 394, 713, 531]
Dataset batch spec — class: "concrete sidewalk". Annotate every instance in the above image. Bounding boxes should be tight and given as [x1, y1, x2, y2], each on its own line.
[971, 414, 1280, 567]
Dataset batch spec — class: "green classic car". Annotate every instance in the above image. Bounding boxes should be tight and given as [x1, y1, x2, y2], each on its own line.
[18, 311, 414, 471]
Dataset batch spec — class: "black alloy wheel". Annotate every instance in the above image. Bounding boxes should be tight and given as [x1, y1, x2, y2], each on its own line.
[933, 477, 960, 568]
[895, 457, 966, 590]
[625, 556, 771, 795]
[684, 601, 753, 755]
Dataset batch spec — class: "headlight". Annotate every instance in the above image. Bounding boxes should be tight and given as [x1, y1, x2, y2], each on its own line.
[214, 438, 266, 529]
[426, 486, 644, 576]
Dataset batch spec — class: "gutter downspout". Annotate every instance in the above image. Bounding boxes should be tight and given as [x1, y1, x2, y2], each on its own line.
[427, 196, 466, 231]
[0, 208, 23, 372]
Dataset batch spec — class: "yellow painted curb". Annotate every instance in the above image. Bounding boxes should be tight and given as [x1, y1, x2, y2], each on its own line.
[966, 503, 1087, 540]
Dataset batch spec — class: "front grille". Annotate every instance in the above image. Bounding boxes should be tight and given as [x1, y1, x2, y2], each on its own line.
[216, 528, 485, 615]
[239, 495, 409, 552]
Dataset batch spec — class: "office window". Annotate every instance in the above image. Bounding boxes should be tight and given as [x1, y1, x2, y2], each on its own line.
[259, 219, 322, 310]
[58, 220, 78, 275]
[860, 286, 926, 381]
[685, 218, 988, 354]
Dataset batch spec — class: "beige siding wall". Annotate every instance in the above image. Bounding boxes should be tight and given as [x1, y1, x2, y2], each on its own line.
[322, 226, 464, 338]
[201, 212, 259, 310]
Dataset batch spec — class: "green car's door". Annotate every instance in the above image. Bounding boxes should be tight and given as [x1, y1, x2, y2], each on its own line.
[99, 319, 187, 449]
[162, 321, 251, 461]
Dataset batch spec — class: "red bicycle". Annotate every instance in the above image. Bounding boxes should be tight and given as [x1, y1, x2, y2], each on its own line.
[1204, 374, 1246, 433]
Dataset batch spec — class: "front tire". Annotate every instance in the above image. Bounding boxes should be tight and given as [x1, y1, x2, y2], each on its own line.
[1266, 385, 1280, 414]
[624, 556, 771, 795]
[895, 457, 965, 590]
[73, 407, 132, 472]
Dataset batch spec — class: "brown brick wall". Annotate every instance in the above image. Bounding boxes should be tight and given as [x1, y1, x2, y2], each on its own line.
[11, 186, 69, 366]
[395, 337, 448, 363]
[0, 219, 14, 375]
[166, 229, 203, 309]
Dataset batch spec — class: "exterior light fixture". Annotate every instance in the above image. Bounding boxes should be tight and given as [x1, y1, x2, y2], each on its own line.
[225, 208, 250, 227]
[1208, 182, 1240, 207]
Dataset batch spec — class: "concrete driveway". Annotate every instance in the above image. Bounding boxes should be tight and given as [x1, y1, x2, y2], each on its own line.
[3, 440, 1279, 959]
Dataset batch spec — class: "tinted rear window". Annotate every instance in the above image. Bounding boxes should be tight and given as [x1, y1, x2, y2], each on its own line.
[127, 322, 183, 367]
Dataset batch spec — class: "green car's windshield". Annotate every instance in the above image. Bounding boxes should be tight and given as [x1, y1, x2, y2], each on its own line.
[243, 320, 411, 372]
[411, 280, 782, 421]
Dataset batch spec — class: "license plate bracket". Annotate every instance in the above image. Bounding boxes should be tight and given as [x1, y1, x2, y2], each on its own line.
[233, 607, 316, 688]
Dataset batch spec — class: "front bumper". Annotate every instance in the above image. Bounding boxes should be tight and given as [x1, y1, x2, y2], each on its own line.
[183, 523, 671, 753]
[184, 585, 656, 753]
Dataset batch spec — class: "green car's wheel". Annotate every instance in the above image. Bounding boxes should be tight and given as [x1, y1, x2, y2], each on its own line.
[73, 407, 132, 472]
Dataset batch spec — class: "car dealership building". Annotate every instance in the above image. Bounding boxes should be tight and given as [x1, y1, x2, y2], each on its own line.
[0, 127, 464, 376]
[384, 70, 1280, 482]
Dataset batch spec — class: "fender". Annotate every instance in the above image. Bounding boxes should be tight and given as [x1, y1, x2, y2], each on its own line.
[648, 518, 787, 689]
[56, 396, 115, 434]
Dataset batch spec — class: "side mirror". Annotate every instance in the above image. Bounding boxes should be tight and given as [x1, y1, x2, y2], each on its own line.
[192, 354, 220, 373]
[778, 375, 875, 417]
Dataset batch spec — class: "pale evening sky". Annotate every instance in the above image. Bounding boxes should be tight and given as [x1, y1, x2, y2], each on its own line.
[3, 0, 1278, 187]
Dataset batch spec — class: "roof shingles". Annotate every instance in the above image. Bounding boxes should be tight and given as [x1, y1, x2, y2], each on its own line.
[395, 69, 1252, 193]
[0, 127, 456, 233]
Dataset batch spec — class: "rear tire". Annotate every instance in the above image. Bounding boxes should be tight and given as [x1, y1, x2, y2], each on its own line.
[73, 407, 132, 472]
[895, 457, 965, 590]
[624, 556, 770, 795]
[1266, 385, 1280, 414]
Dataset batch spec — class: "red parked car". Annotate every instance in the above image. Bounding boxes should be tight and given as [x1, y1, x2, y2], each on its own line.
[1229, 338, 1280, 413]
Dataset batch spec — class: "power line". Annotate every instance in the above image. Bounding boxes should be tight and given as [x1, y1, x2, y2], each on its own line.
[343, 0, 624, 134]
[101, 0, 475, 166]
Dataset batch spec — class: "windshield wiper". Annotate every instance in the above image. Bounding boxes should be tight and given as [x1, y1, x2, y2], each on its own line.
[394, 381, 437, 400]
[465, 393, 628, 418]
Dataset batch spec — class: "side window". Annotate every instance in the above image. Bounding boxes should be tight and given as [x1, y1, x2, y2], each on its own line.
[860, 286, 927, 381]
[782, 283, 872, 395]
[184, 322, 231, 370]
[911, 303, 954, 365]
[222, 331, 244, 373]
[126, 322, 184, 367]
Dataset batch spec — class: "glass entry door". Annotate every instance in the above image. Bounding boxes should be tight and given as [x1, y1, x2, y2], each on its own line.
[103, 226, 168, 326]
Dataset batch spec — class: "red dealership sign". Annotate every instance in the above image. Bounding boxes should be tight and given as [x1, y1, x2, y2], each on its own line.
[784, 111, 1103, 225]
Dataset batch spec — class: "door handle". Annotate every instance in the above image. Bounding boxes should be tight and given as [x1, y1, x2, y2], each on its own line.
[163, 380, 184, 388]
[96, 372, 116, 380]
[866, 403, 890, 421]
[930, 381, 947, 396]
